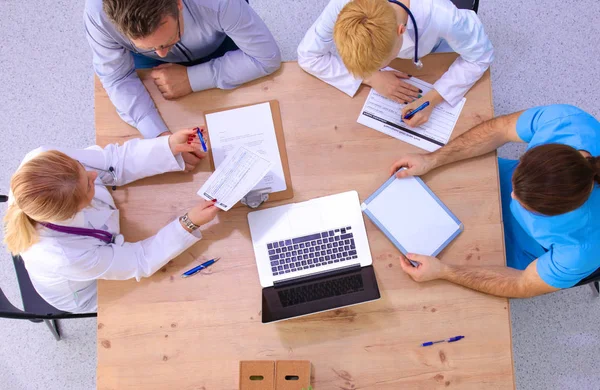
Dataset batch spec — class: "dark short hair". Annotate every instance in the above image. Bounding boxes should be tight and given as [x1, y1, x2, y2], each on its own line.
[513, 143, 600, 216]
[103, 0, 179, 39]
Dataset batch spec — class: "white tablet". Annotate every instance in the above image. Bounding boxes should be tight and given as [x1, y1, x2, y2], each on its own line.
[362, 174, 463, 258]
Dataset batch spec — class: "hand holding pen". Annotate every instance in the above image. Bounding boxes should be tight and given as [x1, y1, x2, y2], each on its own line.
[166, 127, 208, 172]
[168, 128, 204, 156]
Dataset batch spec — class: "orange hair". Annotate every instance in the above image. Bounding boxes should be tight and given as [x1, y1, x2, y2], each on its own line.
[333, 0, 399, 79]
[3, 151, 87, 254]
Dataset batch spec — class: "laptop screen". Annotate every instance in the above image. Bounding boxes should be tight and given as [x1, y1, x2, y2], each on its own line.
[261, 265, 380, 323]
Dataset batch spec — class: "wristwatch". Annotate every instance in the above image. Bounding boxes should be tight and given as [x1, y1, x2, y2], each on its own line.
[180, 213, 200, 231]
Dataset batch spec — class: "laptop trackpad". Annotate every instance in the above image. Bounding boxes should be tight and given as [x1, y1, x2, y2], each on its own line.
[287, 204, 323, 236]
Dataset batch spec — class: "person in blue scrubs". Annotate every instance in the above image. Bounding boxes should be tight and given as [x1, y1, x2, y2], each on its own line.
[388, 104, 600, 298]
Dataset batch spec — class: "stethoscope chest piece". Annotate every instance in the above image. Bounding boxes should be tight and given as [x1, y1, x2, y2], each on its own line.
[414, 59, 424, 69]
[112, 234, 125, 246]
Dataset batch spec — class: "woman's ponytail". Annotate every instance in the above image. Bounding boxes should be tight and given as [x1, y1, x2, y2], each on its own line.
[3, 203, 38, 254]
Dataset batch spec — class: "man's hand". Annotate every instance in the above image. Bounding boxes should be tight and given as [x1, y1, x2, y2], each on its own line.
[398, 253, 449, 283]
[364, 70, 421, 104]
[150, 63, 192, 100]
[389, 152, 436, 178]
[158, 129, 205, 172]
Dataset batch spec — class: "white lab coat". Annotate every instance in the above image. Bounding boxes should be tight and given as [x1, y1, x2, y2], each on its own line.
[16, 136, 202, 313]
[297, 0, 494, 106]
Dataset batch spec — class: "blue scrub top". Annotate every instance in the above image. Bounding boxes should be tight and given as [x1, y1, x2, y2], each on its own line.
[512, 104, 600, 288]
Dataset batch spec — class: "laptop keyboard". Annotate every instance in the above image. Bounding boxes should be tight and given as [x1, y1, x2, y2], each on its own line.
[267, 226, 358, 276]
[277, 273, 365, 307]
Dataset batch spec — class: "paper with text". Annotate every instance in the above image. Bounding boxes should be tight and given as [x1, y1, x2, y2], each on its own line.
[197, 146, 272, 211]
[206, 102, 286, 193]
[357, 73, 466, 152]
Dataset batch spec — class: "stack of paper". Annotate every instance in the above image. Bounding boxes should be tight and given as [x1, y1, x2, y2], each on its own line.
[197, 146, 272, 211]
[205, 102, 286, 193]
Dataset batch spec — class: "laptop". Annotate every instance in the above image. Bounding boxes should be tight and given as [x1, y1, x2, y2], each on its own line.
[247, 191, 381, 323]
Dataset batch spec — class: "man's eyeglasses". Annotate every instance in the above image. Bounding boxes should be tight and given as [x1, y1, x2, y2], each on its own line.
[130, 13, 181, 55]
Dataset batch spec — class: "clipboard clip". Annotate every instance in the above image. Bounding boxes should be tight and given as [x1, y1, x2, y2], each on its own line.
[241, 187, 271, 209]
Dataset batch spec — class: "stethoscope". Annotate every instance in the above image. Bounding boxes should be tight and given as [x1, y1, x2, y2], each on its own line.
[83, 164, 118, 191]
[387, 0, 423, 69]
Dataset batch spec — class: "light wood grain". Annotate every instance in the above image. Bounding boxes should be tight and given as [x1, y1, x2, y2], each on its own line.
[95, 53, 514, 390]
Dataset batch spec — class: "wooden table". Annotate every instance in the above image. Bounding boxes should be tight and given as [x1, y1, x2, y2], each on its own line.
[95, 53, 514, 389]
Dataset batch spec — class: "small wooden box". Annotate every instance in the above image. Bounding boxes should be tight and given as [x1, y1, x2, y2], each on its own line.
[275, 360, 312, 390]
[239, 360, 276, 390]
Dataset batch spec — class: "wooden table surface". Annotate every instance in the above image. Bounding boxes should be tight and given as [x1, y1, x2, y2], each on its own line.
[95, 53, 514, 390]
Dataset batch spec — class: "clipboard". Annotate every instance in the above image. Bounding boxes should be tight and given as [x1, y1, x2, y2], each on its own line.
[202, 100, 293, 209]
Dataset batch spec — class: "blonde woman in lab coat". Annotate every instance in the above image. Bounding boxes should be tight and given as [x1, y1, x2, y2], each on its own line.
[3, 129, 218, 313]
[297, 0, 494, 127]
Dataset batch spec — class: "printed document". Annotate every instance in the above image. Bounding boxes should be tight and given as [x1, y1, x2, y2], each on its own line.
[197, 146, 272, 211]
[357, 73, 466, 152]
[205, 102, 286, 193]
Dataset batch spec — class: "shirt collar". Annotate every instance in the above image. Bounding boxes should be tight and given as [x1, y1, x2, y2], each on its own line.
[51, 210, 86, 228]
[49, 199, 105, 228]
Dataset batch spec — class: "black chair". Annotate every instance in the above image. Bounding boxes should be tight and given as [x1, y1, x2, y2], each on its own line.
[451, 0, 479, 12]
[574, 267, 600, 297]
[0, 254, 96, 341]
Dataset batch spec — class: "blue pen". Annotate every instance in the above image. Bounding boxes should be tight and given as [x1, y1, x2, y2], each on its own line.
[195, 127, 208, 152]
[403, 101, 430, 120]
[421, 335, 464, 347]
[181, 257, 220, 278]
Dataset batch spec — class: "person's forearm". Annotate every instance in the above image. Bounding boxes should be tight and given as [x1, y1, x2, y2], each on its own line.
[442, 264, 531, 298]
[429, 112, 521, 169]
[424, 89, 445, 106]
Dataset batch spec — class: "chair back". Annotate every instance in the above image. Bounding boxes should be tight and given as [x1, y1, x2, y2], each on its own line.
[575, 266, 600, 287]
[12, 255, 68, 317]
[0, 195, 96, 319]
[0, 285, 43, 320]
[451, 0, 479, 12]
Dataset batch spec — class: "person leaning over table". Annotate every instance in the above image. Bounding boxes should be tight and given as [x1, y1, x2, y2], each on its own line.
[85, 0, 281, 171]
[2, 129, 218, 313]
[297, 0, 494, 128]
[388, 104, 600, 298]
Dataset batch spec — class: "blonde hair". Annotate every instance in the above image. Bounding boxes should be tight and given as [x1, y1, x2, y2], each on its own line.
[333, 0, 398, 79]
[4, 151, 87, 254]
